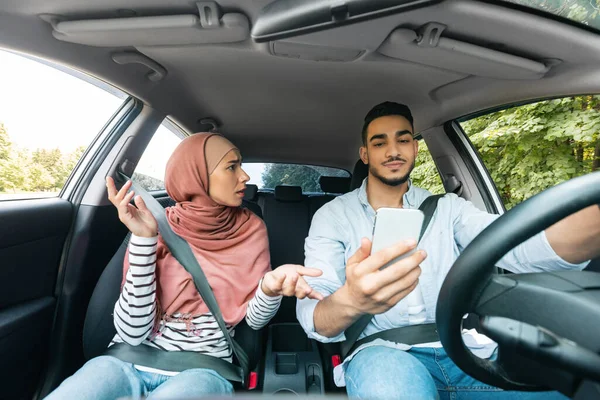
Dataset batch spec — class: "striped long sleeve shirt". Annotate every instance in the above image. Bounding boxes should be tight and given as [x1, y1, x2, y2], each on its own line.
[110, 235, 282, 375]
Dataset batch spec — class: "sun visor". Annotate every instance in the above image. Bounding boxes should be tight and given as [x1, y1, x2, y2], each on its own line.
[47, 2, 249, 47]
[378, 23, 551, 80]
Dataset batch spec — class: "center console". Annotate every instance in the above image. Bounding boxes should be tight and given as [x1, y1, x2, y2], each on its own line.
[261, 323, 325, 395]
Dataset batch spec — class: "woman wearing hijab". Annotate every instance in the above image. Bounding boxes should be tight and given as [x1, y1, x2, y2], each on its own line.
[46, 133, 323, 400]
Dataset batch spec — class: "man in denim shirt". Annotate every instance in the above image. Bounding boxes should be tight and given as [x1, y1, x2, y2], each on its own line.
[296, 102, 600, 399]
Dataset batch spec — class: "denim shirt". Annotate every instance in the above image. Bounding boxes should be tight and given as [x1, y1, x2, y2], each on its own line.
[296, 178, 588, 385]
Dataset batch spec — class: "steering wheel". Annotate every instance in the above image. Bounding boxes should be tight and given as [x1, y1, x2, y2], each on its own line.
[436, 171, 600, 395]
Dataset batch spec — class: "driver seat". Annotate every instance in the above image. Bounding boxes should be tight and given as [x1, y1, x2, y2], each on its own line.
[82, 196, 263, 375]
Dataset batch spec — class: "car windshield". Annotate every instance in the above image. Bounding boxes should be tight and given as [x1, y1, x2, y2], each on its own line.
[499, 0, 600, 31]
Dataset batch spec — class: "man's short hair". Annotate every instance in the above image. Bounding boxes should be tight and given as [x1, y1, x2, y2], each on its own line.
[362, 101, 414, 145]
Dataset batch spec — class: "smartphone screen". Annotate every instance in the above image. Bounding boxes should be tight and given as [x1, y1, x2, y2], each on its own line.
[371, 208, 425, 270]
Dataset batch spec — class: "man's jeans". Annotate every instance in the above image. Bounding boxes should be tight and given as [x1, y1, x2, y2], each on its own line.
[345, 346, 567, 400]
[44, 355, 233, 400]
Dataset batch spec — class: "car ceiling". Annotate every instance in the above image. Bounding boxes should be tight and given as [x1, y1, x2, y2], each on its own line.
[1, 0, 600, 170]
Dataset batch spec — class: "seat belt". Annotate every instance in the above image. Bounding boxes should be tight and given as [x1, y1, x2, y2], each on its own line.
[105, 173, 249, 386]
[340, 194, 444, 359]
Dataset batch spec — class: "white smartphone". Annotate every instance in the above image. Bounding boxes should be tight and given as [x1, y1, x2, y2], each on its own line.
[371, 208, 425, 270]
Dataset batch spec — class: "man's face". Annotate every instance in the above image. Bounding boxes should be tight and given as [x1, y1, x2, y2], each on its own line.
[360, 115, 418, 187]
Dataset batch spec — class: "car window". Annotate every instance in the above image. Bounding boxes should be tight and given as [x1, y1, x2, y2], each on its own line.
[411, 140, 445, 195]
[0, 49, 125, 201]
[244, 163, 350, 193]
[460, 95, 600, 210]
[499, 0, 600, 31]
[132, 122, 184, 191]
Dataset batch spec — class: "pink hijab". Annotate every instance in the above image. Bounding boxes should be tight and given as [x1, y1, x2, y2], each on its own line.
[123, 133, 271, 326]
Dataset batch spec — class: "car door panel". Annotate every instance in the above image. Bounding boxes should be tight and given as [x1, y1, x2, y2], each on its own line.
[0, 298, 55, 400]
[0, 198, 72, 400]
[38, 192, 173, 397]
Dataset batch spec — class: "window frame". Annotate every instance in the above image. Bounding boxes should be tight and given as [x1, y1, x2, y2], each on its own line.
[160, 118, 188, 141]
[446, 121, 506, 214]
[62, 97, 142, 203]
[130, 119, 189, 194]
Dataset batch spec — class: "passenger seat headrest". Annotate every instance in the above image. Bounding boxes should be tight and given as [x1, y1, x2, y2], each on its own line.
[350, 160, 369, 191]
[319, 176, 351, 194]
[243, 184, 259, 201]
[274, 185, 303, 202]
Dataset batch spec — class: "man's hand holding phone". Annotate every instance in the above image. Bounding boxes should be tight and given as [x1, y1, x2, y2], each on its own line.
[313, 209, 428, 338]
[340, 237, 426, 316]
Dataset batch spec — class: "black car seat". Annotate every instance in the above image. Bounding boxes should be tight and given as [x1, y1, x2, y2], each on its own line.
[318, 176, 351, 195]
[259, 185, 310, 323]
[82, 195, 263, 374]
[308, 176, 351, 219]
[350, 160, 368, 191]
[243, 184, 262, 219]
[586, 257, 600, 272]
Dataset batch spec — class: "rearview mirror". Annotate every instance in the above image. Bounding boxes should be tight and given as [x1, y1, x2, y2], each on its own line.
[251, 0, 441, 43]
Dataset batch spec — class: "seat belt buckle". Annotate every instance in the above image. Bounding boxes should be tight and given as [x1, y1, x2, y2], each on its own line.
[247, 371, 258, 390]
[331, 354, 342, 368]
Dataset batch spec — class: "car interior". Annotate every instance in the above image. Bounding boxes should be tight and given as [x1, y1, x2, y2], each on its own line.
[0, 0, 600, 399]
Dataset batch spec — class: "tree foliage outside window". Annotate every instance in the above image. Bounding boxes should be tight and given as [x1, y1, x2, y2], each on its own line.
[461, 95, 600, 209]
[0, 122, 86, 195]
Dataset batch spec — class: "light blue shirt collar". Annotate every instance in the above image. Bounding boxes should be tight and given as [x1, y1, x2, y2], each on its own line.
[357, 177, 418, 213]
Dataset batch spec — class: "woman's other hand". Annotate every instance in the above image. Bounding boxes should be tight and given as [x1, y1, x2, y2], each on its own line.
[106, 177, 158, 238]
[262, 265, 324, 300]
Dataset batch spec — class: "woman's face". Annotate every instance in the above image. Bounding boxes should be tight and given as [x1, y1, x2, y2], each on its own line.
[208, 149, 250, 207]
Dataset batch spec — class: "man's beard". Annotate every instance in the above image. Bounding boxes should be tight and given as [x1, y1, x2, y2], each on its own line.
[369, 160, 415, 187]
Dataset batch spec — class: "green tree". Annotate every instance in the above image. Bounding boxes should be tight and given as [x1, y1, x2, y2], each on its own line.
[132, 172, 166, 191]
[27, 147, 87, 191]
[31, 148, 62, 169]
[0, 157, 25, 192]
[311, 166, 350, 179]
[412, 141, 445, 194]
[56, 146, 87, 188]
[462, 95, 600, 209]
[0, 125, 25, 192]
[261, 164, 322, 192]
[0, 123, 90, 194]
[65, 146, 86, 171]
[507, 0, 600, 26]
[26, 164, 56, 192]
[0, 123, 11, 161]
[31, 148, 63, 191]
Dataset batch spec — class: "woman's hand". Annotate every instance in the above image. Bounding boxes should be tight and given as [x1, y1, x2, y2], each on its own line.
[261, 265, 324, 300]
[106, 177, 158, 238]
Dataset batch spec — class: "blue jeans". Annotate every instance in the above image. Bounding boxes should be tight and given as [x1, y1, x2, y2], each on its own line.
[44, 356, 234, 400]
[345, 346, 568, 400]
